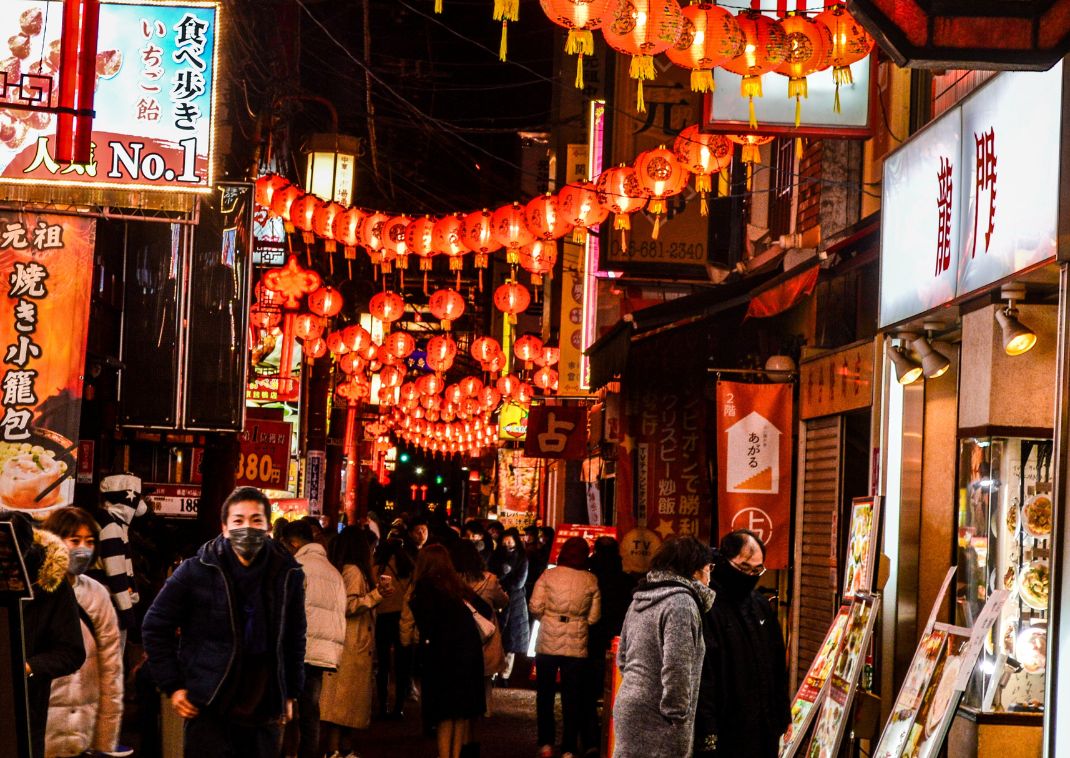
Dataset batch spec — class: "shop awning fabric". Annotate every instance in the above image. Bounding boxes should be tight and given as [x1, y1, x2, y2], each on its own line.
[585, 258, 821, 390]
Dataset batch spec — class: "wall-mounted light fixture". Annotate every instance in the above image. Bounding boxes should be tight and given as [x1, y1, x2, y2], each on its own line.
[995, 283, 1037, 357]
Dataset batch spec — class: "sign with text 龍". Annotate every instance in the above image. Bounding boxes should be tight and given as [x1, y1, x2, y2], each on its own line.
[0, 1, 218, 193]
[0, 212, 95, 516]
[879, 63, 1062, 328]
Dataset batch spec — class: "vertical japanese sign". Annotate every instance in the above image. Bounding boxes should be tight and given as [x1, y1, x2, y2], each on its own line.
[305, 450, 325, 516]
[0, 1, 218, 192]
[496, 448, 541, 528]
[716, 381, 793, 569]
[0, 211, 95, 513]
[635, 380, 711, 542]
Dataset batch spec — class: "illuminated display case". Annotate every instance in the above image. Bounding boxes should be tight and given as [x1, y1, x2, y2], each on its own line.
[956, 435, 1053, 714]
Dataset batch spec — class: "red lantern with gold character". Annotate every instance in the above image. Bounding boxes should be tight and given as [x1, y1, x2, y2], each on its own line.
[673, 125, 733, 216]
[308, 286, 344, 318]
[496, 374, 520, 397]
[417, 373, 444, 396]
[723, 10, 788, 128]
[491, 202, 534, 264]
[460, 376, 484, 397]
[525, 193, 572, 241]
[436, 213, 473, 269]
[379, 365, 404, 388]
[597, 165, 647, 250]
[666, 3, 744, 93]
[815, 3, 874, 112]
[538, 345, 561, 366]
[429, 288, 466, 329]
[480, 385, 502, 410]
[294, 313, 326, 341]
[360, 211, 391, 258]
[327, 330, 348, 355]
[633, 145, 690, 238]
[493, 280, 531, 320]
[369, 290, 406, 323]
[303, 337, 328, 361]
[407, 216, 438, 290]
[342, 324, 372, 353]
[332, 207, 365, 253]
[533, 366, 558, 391]
[381, 215, 412, 274]
[339, 352, 365, 375]
[312, 201, 344, 246]
[602, 0, 685, 112]
[558, 181, 609, 243]
[775, 13, 832, 126]
[518, 241, 557, 287]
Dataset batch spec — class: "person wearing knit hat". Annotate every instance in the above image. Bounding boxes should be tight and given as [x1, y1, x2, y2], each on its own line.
[95, 473, 148, 641]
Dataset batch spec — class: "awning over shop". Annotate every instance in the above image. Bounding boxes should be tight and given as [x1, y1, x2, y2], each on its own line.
[586, 257, 822, 390]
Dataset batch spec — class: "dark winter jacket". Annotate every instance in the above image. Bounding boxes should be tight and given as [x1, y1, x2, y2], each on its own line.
[22, 527, 87, 758]
[588, 563, 636, 662]
[694, 584, 790, 757]
[525, 544, 548, 602]
[492, 545, 530, 653]
[613, 572, 714, 758]
[141, 535, 306, 718]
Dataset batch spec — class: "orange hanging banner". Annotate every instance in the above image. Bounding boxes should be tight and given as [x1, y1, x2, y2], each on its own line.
[715, 381, 793, 569]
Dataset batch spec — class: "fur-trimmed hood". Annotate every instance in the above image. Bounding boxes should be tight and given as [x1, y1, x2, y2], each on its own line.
[33, 527, 70, 592]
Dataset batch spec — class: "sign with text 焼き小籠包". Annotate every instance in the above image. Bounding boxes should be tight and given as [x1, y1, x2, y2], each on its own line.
[0, 1, 219, 194]
[879, 63, 1062, 328]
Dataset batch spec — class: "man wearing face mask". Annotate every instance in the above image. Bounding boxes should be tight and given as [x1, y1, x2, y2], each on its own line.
[693, 530, 789, 758]
[142, 486, 307, 756]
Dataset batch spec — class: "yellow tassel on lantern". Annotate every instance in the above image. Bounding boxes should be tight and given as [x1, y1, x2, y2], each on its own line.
[325, 240, 337, 253]
[695, 174, 712, 217]
[630, 54, 656, 113]
[652, 214, 662, 239]
[787, 77, 807, 128]
[742, 145, 761, 165]
[832, 66, 853, 114]
[571, 227, 588, 244]
[435, 0, 442, 12]
[575, 54, 585, 89]
[449, 256, 464, 270]
[741, 75, 763, 129]
[566, 30, 594, 90]
[506, 248, 519, 265]
[494, 0, 519, 61]
[614, 213, 631, 231]
[690, 69, 715, 93]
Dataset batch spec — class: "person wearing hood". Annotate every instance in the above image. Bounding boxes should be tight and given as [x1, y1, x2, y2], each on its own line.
[0, 510, 86, 758]
[488, 527, 529, 682]
[613, 536, 714, 758]
[141, 486, 307, 756]
[694, 530, 789, 758]
[94, 473, 149, 643]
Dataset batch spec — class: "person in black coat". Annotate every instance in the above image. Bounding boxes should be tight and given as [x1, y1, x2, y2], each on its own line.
[587, 537, 636, 691]
[1, 510, 86, 758]
[695, 529, 789, 758]
[489, 528, 529, 678]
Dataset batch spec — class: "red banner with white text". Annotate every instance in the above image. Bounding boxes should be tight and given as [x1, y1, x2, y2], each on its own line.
[715, 381, 793, 569]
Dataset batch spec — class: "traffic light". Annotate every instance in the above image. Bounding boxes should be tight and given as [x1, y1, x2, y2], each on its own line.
[399, 452, 410, 463]
[435, 475, 444, 485]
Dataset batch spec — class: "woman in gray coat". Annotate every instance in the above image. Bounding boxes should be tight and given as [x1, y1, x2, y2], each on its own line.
[612, 537, 715, 758]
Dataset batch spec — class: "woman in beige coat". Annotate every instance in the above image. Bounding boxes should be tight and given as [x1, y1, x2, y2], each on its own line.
[320, 527, 393, 757]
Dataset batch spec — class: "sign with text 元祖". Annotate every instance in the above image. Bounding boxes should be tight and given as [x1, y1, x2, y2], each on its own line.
[0, 1, 218, 194]
[716, 381, 792, 569]
[879, 63, 1062, 328]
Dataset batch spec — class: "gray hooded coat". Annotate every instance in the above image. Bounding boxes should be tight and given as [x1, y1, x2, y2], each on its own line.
[612, 571, 716, 758]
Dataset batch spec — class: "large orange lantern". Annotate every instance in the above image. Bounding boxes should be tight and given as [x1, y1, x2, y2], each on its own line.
[429, 288, 466, 329]
[406, 216, 438, 290]
[332, 207, 365, 252]
[479, 385, 502, 410]
[382, 215, 412, 272]
[533, 366, 558, 391]
[722, 10, 788, 128]
[558, 181, 609, 243]
[426, 335, 458, 373]
[383, 331, 416, 359]
[666, 3, 744, 92]
[359, 211, 391, 253]
[539, 0, 616, 88]
[602, 0, 684, 112]
[342, 324, 372, 352]
[496, 374, 520, 397]
[726, 133, 776, 189]
[493, 280, 531, 320]
[815, 3, 874, 112]
[255, 174, 290, 208]
[596, 165, 647, 250]
[634, 145, 690, 238]
[369, 290, 406, 323]
[471, 336, 503, 364]
[513, 334, 544, 367]
[379, 365, 404, 388]
[270, 184, 304, 225]
[308, 286, 344, 318]
[436, 213, 473, 270]
[483, 351, 507, 374]
[326, 330, 348, 355]
[491, 202, 535, 264]
[460, 376, 484, 397]
[518, 241, 558, 286]
[312, 201, 344, 247]
[293, 313, 326, 341]
[289, 194, 320, 242]
[525, 193, 572, 241]
[417, 373, 444, 396]
[538, 345, 561, 366]
[673, 125, 733, 216]
[775, 13, 832, 126]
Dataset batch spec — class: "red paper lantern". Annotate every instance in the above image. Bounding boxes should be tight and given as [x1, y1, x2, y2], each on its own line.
[815, 3, 874, 111]
[262, 256, 322, 309]
[378, 385, 399, 406]
[383, 331, 416, 359]
[726, 133, 776, 166]
[434, 213, 473, 275]
[775, 13, 832, 126]
[539, 0, 616, 88]
[290, 194, 320, 237]
[332, 207, 365, 250]
[339, 352, 365, 375]
[294, 313, 326, 340]
[303, 337, 328, 360]
[426, 335, 458, 373]
[471, 336, 503, 364]
[313, 201, 344, 242]
[496, 374, 520, 397]
[633, 145, 690, 238]
[514, 334, 544, 366]
[308, 286, 344, 318]
[379, 365, 404, 388]
[360, 211, 391, 252]
[533, 366, 558, 391]
[429, 288, 466, 328]
[400, 382, 419, 402]
[342, 324, 372, 352]
[538, 345, 561, 366]
[271, 184, 304, 222]
[407, 216, 438, 277]
[525, 193, 572, 241]
[417, 373, 444, 396]
[479, 385, 502, 410]
[558, 181, 609, 243]
[596, 165, 647, 231]
[673, 125, 733, 216]
[249, 306, 281, 330]
[491, 202, 535, 263]
[445, 384, 464, 405]
[723, 10, 788, 128]
[369, 290, 406, 323]
[483, 351, 507, 374]
[255, 174, 290, 208]
[382, 215, 412, 270]
[602, 0, 684, 112]
[493, 280, 531, 318]
[327, 330, 348, 355]
[666, 3, 744, 92]
[518, 241, 557, 286]
[513, 381, 534, 404]
[460, 376, 484, 397]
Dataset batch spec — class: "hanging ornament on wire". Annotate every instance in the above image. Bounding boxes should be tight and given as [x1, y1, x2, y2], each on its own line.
[673, 125, 733, 216]
[722, 9, 788, 129]
[491, 201, 535, 265]
[471, 336, 503, 365]
[289, 194, 320, 245]
[775, 10, 832, 127]
[333, 207, 365, 272]
[493, 0, 520, 61]
[602, 0, 685, 113]
[513, 333, 544, 369]
[429, 288, 466, 330]
[525, 192, 573, 241]
[665, 2, 744, 93]
[633, 145, 690, 239]
[255, 174, 290, 208]
[426, 334, 459, 373]
[406, 216, 438, 293]
[596, 164, 647, 251]
[312, 201, 344, 253]
[493, 280, 531, 323]
[533, 366, 559, 392]
[518, 240, 558, 287]
[383, 331, 416, 359]
[539, 0, 616, 88]
[262, 256, 321, 391]
[558, 181, 609, 243]
[271, 184, 304, 231]
[308, 286, 344, 318]
[815, 2, 874, 113]
[428, 213, 467, 288]
[369, 290, 406, 324]
[359, 211, 391, 269]
[382, 215, 412, 280]
[726, 133, 775, 189]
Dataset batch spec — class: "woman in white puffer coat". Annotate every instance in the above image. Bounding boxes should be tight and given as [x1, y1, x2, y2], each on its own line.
[42, 507, 123, 758]
[529, 536, 601, 758]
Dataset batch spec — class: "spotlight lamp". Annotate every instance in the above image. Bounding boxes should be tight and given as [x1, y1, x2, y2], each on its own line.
[996, 283, 1037, 356]
[887, 338, 923, 385]
[911, 323, 951, 379]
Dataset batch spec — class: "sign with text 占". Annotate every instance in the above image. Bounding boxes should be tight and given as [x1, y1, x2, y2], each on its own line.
[0, 1, 218, 194]
[523, 405, 588, 459]
[879, 63, 1062, 328]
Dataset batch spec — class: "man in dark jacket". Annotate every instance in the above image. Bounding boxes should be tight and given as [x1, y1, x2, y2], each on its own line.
[695, 530, 789, 758]
[142, 486, 306, 756]
[2, 510, 86, 758]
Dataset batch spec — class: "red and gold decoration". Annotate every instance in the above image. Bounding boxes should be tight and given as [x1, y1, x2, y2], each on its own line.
[369, 290, 406, 323]
[494, 279, 531, 322]
[665, 2, 743, 93]
[539, 0, 616, 88]
[775, 11, 832, 126]
[816, 2, 875, 113]
[518, 240, 558, 287]
[596, 164, 647, 250]
[406, 215, 438, 292]
[726, 133, 775, 188]
[673, 125, 732, 216]
[494, 0, 520, 61]
[491, 201, 535, 264]
[633, 145, 690, 238]
[722, 9, 788, 128]
[426, 334, 459, 373]
[602, 0, 685, 113]
[525, 192, 572, 241]
[262, 256, 323, 388]
[428, 287, 466, 329]
[558, 180, 608, 243]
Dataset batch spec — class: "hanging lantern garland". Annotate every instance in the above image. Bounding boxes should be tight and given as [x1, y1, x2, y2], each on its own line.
[665, 2, 744, 93]
[460, 209, 499, 289]
[633, 144, 690, 239]
[673, 125, 733, 216]
[602, 0, 685, 112]
[815, 1, 875, 113]
[596, 164, 647, 251]
[491, 201, 535, 265]
[721, 8, 788, 129]
[558, 180, 608, 243]
[428, 287, 466, 329]
[539, 0, 616, 88]
[406, 216, 438, 293]
[775, 11, 832, 127]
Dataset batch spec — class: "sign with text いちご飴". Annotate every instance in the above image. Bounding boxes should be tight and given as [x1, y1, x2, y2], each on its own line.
[0, 1, 218, 193]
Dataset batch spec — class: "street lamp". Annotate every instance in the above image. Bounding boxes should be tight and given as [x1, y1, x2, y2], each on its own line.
[305, 133, 360, 206]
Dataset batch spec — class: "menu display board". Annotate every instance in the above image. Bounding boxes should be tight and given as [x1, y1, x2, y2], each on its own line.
[843, 497, 881, 599]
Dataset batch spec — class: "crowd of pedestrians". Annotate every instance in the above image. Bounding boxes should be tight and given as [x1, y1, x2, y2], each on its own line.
[4, 478, 790, 758]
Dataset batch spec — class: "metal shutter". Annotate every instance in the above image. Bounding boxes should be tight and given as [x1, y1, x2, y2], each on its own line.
[792, 416, 843, 687]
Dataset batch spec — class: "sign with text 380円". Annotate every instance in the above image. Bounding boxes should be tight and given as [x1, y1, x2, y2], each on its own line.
[0, 1, 219, 193]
